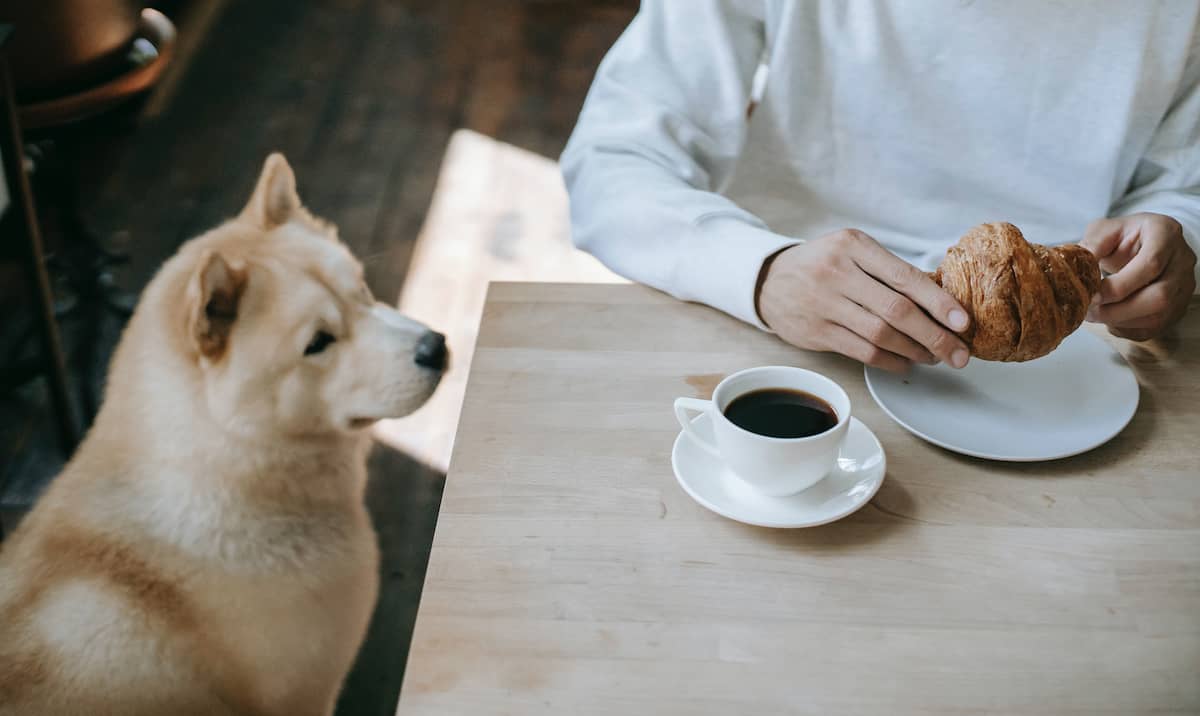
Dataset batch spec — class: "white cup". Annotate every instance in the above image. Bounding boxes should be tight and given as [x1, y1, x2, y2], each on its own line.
[674, 366, 851, 496]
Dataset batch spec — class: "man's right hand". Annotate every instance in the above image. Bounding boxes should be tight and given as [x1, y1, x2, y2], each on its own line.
[756, 229, 972, 373]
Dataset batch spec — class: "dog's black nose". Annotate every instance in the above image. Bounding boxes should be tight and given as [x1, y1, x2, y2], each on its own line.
[414, 330, 447, 370]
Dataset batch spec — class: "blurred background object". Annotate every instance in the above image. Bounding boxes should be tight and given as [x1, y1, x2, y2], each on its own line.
[1, 1, 178, 533]
[14, 6, 175, 127]
[0, 0, 141, 100]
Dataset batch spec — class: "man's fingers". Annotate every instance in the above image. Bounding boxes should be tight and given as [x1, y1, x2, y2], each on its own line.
[821, 323, 912, 373]
[1109, 325, 1157, 342]
[1099, 240, 1175, 304]
[1090, 280, 1174, 325]
[844, 270, 970, 368]
[830, 299, 936, 365]
[1106, 313, 1164, 330]
[849, 236, 971, 333]
[1080, 217, 1126, 260]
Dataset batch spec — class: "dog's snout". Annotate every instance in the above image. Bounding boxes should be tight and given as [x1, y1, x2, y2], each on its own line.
[413, 330, 447, 370]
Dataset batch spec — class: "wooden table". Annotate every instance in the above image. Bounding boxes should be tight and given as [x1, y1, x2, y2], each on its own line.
[398, 283, 1200, 715]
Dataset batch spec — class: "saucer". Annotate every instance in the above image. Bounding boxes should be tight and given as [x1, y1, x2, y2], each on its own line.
[671, 414, 886, 528]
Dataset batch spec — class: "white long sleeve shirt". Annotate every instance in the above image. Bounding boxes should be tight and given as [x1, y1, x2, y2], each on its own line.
[561, 1, 1200, 328]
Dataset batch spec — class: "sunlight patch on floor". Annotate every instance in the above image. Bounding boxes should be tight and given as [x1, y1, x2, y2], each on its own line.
[373, 129, 624, 472]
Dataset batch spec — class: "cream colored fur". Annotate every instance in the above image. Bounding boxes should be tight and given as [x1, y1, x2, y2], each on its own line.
[0, 154, 444, 716]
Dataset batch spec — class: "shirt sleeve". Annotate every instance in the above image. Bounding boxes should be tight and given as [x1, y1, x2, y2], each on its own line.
[1110, 23, 1200, 290]
[560, 0, 797, 328]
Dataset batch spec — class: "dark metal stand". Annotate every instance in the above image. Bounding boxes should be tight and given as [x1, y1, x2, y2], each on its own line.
[24, 129, 138, 420]
[0, 25, 79, 454]
[0, 9, 174, 433]
[0, 11, 176, 540]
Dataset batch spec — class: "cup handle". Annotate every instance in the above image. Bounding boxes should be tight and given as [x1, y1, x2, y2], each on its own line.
[674, 397, 721, 457]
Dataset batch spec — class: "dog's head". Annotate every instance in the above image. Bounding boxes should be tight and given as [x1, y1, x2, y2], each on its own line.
[174, 154, 445, 437]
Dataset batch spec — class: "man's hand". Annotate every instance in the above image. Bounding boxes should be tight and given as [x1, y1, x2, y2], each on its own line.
[1081, 213, 1197, 342]
[756, 229, 971, 373]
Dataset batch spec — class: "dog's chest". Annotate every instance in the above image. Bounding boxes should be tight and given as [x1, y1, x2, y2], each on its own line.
[193, 531, 379, 712]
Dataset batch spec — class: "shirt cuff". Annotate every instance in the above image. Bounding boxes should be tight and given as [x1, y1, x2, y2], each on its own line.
[674, 216, 801, 330]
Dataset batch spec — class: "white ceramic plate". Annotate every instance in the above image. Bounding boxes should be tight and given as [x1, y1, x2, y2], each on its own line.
[672, 414, 886, 528]
[865, 329, 1139, 461]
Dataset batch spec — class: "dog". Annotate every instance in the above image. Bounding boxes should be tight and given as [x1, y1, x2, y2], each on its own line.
[0, 154, 446, 715]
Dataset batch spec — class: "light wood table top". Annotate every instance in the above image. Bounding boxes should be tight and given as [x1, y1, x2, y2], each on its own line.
[398, 283, 1200, 716]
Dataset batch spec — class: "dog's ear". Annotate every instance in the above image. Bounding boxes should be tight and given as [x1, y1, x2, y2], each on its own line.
[189, 251, 247, 360]
[240, 153, 300, 229]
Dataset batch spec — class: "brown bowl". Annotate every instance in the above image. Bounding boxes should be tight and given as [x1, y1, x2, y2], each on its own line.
[0, 0, 141, 97]
[16, 8, 176, 129]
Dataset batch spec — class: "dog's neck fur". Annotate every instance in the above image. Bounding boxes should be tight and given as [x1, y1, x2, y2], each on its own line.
[64, 253, 372, 569]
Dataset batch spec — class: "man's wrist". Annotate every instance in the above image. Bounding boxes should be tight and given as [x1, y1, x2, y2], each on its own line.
[754, 245, 793, 328]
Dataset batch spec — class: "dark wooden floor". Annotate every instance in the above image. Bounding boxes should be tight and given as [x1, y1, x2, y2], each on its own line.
[0, 1, 635, 713]
[95, 0, 637, 300]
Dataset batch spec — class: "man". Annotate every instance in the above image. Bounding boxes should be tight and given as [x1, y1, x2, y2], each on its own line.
[562, 1, 1198, 372]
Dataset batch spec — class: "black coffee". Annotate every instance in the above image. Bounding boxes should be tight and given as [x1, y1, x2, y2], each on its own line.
[723, 388, 837, 439]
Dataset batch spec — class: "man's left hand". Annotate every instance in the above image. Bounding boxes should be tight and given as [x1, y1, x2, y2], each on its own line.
[1081, 212, 1197, 341]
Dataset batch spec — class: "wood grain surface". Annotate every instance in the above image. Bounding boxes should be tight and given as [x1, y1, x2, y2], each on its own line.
[398, 283, 1200, 716]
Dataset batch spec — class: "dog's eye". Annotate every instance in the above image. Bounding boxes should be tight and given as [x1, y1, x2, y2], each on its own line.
[304, 330, 336, 356]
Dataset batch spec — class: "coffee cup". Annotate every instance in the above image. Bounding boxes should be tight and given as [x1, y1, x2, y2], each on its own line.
[674, 366, 851, 496]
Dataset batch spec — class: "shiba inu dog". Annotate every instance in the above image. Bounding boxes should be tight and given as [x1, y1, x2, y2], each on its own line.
[0, 154, 447, 715]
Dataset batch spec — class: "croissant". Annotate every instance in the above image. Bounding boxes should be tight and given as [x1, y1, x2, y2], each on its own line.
[931, 222, 1101, 362]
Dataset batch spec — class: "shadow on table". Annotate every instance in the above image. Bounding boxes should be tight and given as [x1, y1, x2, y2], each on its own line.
[335, 441, 445, 716]
[739, 479, 918, 551]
